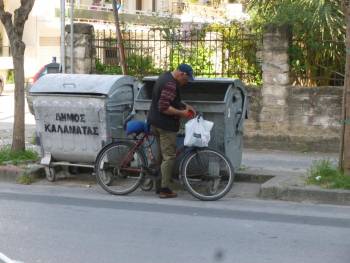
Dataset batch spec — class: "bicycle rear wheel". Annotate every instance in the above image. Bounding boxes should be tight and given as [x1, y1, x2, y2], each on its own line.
[181, 148, 234, 201]
[95, 141, 146, 195]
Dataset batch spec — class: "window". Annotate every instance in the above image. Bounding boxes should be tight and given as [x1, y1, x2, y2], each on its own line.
[152, 0, 156, 12]
[136, 0, 142, 10]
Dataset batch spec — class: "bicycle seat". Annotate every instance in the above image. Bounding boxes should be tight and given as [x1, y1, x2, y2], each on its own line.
[126, 120, 150, 136]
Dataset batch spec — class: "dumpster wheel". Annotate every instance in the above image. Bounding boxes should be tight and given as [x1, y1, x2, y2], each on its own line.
[45, 166, 56, 182]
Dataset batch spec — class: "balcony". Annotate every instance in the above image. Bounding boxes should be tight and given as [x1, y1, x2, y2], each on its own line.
[171, 1, 186, 15]
[57, 1, 181, 26]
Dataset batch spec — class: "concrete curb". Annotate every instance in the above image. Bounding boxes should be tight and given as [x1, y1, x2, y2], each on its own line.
[0, 163, 45, 183]
[235, 169, 274, 183]
[260, 173, 350, 206]
[1, 164, 350, 206]
[235, 169, 306, 185]
[234, 168, 350, 206]
[0, 165, 24, 182]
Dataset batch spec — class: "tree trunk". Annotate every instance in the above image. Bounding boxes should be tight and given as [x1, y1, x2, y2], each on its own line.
[339, 74, 346, 171]
[341, 2, 350, 175]
[112, 0, 127, 75]
[11, 53, 25, 151]
[0, 0, 35, 151]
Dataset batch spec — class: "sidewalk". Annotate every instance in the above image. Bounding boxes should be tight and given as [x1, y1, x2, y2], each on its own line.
[0, 143, 348, 205]
[3, 83, 14, 93]
[0, 84, 36, 147]
[240, 150, 350, 206]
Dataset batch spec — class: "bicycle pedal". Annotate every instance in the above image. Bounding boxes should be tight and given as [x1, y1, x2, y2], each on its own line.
[150, 168, 160, 176]
[143, 166, 156, 175]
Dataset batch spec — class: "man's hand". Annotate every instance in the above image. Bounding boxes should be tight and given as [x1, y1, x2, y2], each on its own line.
[163, 106, 189, 118]
[185, 104, 196, 116]
[162, 107, 196, 119]
[181, 109, 192, 119]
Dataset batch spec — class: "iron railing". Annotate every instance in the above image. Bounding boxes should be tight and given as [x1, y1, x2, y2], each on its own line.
[94, 27, 263, 84]
[67, 0, 185, 17]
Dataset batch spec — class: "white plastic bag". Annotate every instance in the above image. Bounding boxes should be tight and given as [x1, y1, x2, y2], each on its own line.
[184, 116, 214, 147]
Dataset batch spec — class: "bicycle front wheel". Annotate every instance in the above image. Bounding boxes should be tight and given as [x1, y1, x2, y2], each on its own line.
[95, 141, 146, 195]
[181, 148, 234, 201]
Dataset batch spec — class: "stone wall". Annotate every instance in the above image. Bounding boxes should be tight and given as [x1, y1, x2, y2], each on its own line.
[244, 86, 343, 152]
[65, 23, 96, 74]
[260, 25, 291, 135]
[242, 24, 342, 153]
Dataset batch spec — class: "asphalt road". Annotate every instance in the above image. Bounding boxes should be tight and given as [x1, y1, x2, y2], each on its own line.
[0, 183, 349, 263]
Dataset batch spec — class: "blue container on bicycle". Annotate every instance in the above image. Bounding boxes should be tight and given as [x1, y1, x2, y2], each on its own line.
[126, 120, 150, 136]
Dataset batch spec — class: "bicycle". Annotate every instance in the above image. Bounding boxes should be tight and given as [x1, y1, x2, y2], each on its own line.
[94, 118, 235, 201]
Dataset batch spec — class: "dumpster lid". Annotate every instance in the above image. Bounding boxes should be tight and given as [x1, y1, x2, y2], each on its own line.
[30, 74, 135, 95]
[142, 76, 242, 85]
[139, 76, 246, 102]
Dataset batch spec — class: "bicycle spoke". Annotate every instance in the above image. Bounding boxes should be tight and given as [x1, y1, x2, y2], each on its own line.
[181, 148, 234, 201]
[95, 142, 145, 195]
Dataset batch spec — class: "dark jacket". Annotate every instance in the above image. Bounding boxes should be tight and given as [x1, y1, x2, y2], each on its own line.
[147, 72, 184, 132]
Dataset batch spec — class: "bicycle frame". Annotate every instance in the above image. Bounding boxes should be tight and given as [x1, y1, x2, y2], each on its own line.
[117, 133, 190, 175]
[117, 133, 151, 174]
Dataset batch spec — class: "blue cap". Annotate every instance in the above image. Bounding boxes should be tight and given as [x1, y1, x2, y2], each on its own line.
[177, 63, 194, 81]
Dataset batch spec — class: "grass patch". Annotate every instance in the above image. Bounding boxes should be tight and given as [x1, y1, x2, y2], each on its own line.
[239, 165, 247, 171]
[17, 172, 34, 185]
[307, 160, 350, 190]
[0, 146, 39, 165]
[30, 135, 37, 145]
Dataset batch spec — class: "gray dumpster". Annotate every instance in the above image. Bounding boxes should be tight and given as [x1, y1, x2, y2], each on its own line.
[30, 74, 135, 169]
[134, 77, 248, 169]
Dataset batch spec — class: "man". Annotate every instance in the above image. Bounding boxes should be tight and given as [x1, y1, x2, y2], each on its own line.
[147, 64, 196, 198]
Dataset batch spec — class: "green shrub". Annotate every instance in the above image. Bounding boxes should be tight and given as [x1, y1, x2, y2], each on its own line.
[6, 70, 14, 84]
[169, 42, 215, 78]
[247, 0, 345, 86]
[95, 53, 162, 78]
[307, 160, 350, 190]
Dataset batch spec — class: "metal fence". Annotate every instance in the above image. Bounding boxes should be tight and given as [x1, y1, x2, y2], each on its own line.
[94, 27, 346, 87]
[94, 27, 263, 84]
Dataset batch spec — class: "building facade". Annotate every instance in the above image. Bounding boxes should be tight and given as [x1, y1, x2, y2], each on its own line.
[0, 0, 246, 80]
[0, 0, 185, 80]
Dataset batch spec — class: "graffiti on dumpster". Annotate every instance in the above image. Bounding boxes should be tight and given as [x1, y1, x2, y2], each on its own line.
[44, 113, 99, 136]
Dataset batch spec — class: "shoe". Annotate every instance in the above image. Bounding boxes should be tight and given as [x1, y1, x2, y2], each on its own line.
[159, 187, 177, 198]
